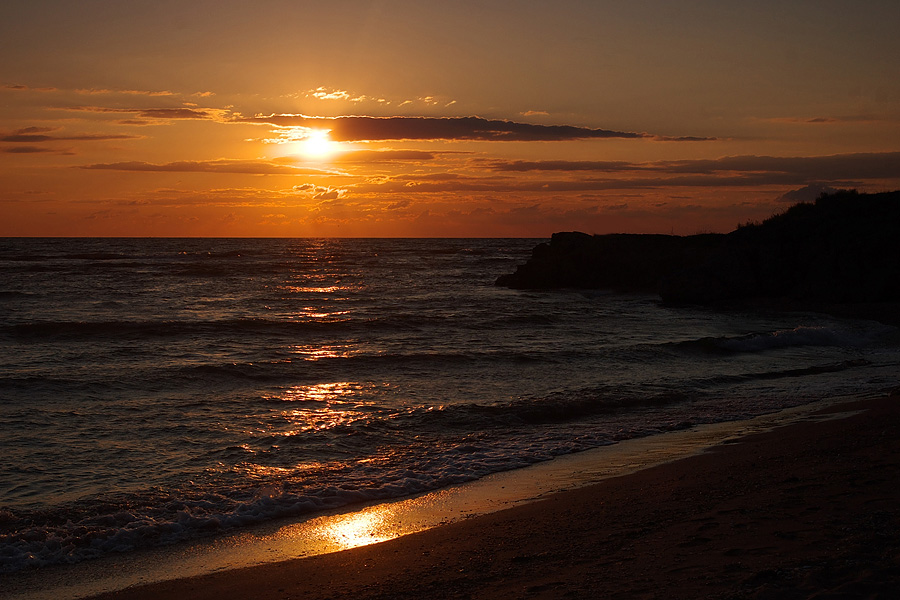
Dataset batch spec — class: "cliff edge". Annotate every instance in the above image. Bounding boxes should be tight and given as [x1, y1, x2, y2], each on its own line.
[497, 190, 900, 308]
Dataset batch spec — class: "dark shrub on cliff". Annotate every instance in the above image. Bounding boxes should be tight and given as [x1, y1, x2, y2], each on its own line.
[659, 190, 900, 304]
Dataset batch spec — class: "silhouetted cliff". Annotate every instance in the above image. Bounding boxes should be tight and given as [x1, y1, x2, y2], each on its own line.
[495, 232, 723, 292]
[497, 190, 900, 308]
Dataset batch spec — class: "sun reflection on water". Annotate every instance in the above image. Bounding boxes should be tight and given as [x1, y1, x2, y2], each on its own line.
[266, 382, 377, 435]
[244, 461, 335, 479]
[282, 382, 355, 402]
[290, 345, 350, 361]
[298, 307, 350, 320]
[281, 285, 349, 294]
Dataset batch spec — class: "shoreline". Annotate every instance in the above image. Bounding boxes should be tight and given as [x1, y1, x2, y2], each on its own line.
[4, 397, 858, 600]
[11, 392, 898, 600]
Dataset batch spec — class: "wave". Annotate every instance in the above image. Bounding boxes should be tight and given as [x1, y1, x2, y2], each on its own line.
[0, 252, 130, 262]
[7, 363, 831, 576]
[0, 356, 891, 575]
[403, 390, 692, 429]
[718, 325, 870, 352]
[0, 429, 577, 574]
[1, 310, 564, 343]
[177, 348, 592, 384]
[0, 290, 37, 299]
[672, 323, 894, 355]
[2, 317, 361, 341]
[0, 485, 391, 574]
[0, 376, 114, 393]
[694, 358, 872, 387]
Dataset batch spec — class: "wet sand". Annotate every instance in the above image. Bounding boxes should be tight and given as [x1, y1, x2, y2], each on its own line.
[88, 394, 900, 600]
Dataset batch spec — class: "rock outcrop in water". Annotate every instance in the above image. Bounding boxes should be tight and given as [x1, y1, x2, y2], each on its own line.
[497, 190, 900, 307]
[495, 232, 723, 292]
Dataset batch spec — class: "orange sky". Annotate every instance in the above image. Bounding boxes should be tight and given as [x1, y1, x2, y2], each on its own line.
[2, 1, 899, 237]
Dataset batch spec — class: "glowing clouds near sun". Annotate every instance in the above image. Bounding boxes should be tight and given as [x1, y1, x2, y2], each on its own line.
[300, 129, 338, 160]
[262, 125, 342, 161]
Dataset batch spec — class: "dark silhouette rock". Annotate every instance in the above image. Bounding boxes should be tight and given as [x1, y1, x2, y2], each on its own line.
[495, 231, 724, 292]
[498, 190, 900, 308]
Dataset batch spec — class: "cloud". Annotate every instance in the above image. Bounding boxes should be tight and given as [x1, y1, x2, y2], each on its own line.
[333, 149, 437, 163]
[74, 88, 176, 97]
[485, 152, 900, 183]
[2, 146, 56, 153]
[98, 187, 319, 208]
[776, 184, 839, 203]
[486, 160, 641, 172]
[402, 173, 467, 182]
[654, 152, 900, 180]
[134, 108, 215, 119]
[69, 106, 221, 120]
[355, 151, 900, 195]
[291, 88, 459, 110]
[314, 190, 342, 200]
[292, 184, 347, 200]
[653, 135, 718, 142]
[1, 130, 142, 142]
[13, 126, 57, 134]
[238, 115, 647, 142]
[387, 199, 412, 210]
[2, 84, 58, 92]
[306, 87, 371, 102]
[760, 115, 884, 125]
[2, 85, 215, 99]
[79, 159, 335, 175]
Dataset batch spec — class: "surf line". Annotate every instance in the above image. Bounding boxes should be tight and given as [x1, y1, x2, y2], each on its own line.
[8, 395, 863, 600]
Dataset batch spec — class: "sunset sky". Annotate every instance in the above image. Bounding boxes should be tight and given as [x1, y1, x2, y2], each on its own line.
[2, 0, 899, 237]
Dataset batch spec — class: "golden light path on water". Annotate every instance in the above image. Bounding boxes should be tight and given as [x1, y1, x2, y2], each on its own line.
[261, 381, 374, 436]
[6, 398, 864, 600]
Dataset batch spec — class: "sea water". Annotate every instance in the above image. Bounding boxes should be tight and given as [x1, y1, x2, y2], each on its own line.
[1, 237, 898, 576]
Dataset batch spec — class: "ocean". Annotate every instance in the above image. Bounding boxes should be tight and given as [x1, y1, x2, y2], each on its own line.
[2, 237, 899, 576]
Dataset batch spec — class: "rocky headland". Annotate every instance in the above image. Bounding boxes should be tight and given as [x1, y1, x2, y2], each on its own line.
[497, 190, 900, 316]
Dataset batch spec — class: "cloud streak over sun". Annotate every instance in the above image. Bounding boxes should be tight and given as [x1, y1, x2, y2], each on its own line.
[242, 115, 655, 142]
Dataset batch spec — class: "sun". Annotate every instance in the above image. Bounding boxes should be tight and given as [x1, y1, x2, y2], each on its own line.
[300, 129, 337, 160]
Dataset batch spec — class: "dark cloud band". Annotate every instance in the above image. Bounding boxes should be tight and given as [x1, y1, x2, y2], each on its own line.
[486, 152, 900, 181]
[80, 160, 334, 175]
[1, 133, 140, 142]
[240, 115, 648, 142]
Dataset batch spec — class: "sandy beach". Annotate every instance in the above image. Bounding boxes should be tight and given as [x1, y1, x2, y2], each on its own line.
[81, 393, 900, 600]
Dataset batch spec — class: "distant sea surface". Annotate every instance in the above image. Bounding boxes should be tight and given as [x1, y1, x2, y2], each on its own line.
[2, 237, 899, 574]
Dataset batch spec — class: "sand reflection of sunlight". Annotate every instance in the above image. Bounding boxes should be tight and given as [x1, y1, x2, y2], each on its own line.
[314, 506, 398, 549]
